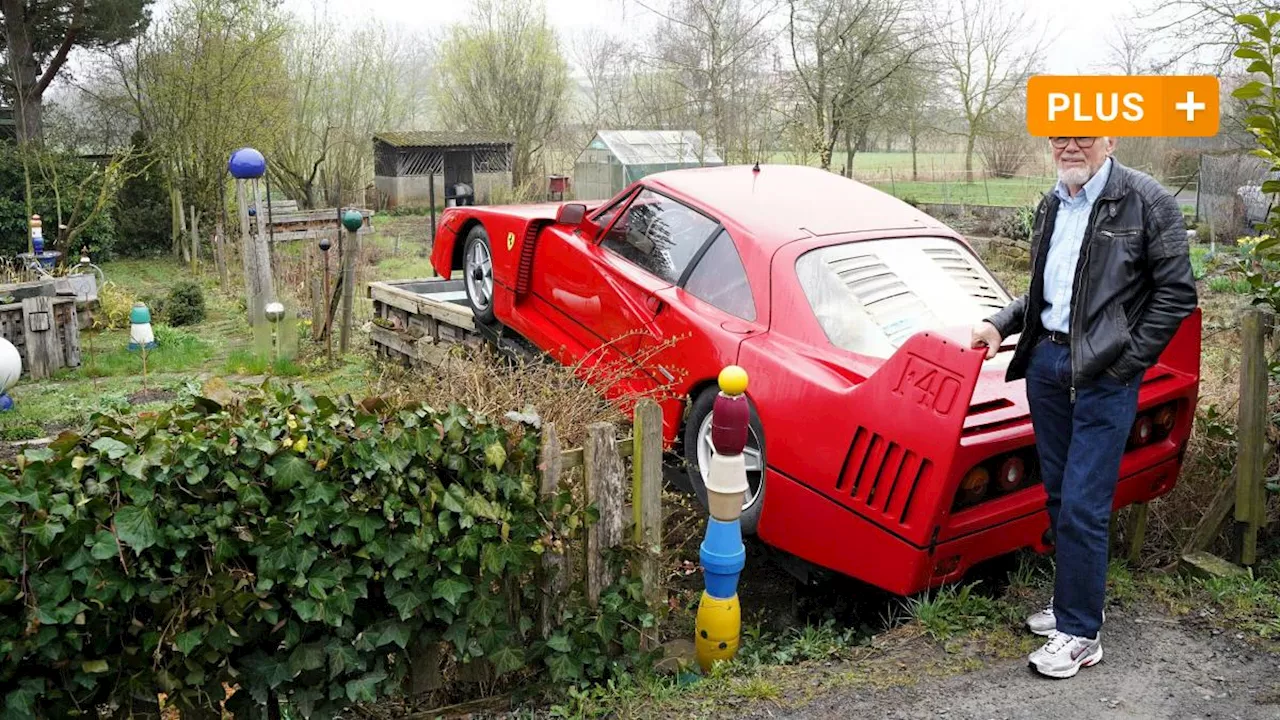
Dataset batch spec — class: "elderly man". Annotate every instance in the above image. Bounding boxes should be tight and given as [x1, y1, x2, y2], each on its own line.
[971, 136, 1198, 678]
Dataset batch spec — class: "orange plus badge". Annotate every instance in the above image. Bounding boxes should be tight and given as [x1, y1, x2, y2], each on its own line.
[1026, 75, 1220, 137]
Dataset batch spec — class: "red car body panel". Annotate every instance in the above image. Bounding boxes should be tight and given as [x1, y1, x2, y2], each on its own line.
[428, 165, 1202, 596]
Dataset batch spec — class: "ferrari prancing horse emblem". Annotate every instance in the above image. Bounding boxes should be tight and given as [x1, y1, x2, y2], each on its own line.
[506, 231, 515, 251]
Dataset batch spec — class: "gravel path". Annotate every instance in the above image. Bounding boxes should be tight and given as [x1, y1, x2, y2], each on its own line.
[744, 608, 1280, 720]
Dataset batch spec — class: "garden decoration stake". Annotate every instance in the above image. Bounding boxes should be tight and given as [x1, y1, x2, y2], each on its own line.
[228, 147, 276, 326]
[695, 365, 750, 671]
[339, 209, 362, 355]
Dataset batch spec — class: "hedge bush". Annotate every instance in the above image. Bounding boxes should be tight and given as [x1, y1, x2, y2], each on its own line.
[165, 280, 206, 326]
[0, 382, 655, 719]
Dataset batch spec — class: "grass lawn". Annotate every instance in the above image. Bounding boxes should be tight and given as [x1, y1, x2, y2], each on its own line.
[0, 215, 430, 443]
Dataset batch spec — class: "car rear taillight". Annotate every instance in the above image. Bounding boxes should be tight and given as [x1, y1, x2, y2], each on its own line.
[997, 456, 1025, 492]
[953, 447, 1039, 511]
[959, 467, 990, 505]
[1126, 401, 1179, 450]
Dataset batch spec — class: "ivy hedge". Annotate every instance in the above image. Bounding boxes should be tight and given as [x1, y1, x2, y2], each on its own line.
[0, 382, 657, 719]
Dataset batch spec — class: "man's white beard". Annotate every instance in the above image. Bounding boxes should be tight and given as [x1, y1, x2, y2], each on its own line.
[1058, 165, 1092, 187]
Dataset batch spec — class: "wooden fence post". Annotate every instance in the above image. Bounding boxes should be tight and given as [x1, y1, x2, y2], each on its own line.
[1181, 307, 1273, 578]
[632, 400, 663, 648]
[539, 422, 567, 637]
[1234, 307, 1272, 566]
[22, 297, 59, 380]
[585, 422, 624, 607]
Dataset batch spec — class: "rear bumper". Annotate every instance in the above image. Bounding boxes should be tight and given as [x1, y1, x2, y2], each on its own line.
[757, 457, 1182, 596]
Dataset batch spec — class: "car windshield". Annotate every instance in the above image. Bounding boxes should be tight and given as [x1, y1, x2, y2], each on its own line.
[795, 236, 1015, 360]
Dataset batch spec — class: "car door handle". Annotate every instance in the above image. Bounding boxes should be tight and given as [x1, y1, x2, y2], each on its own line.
[645, 295, 665, 316]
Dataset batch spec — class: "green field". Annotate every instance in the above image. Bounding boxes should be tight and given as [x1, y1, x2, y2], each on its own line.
[868, 176, 1056, 207]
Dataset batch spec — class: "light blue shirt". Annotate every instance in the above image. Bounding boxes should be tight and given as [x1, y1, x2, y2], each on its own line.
[1040, 157, 1112, 333]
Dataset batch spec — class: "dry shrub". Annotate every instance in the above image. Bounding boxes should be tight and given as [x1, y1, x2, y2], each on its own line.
[372, 331, 689, 453]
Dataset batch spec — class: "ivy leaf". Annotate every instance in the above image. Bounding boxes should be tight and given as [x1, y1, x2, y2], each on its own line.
[22, 447, 54, 464]
[91, 437, 130, 460]
[22, 519, 65, 546]
[175, 627, 205, 655]
[348, 514, 385, 543]
[490, 646, 524, 675]
[271, 455, 314, 491]
[546, 633, 572, 653]
[344, 668, 387, 702]
[432, 577, 470, 608]
[484, 442, 507, 470]
[123, 454, 149, 480]
[288, 642, 326, 674]
[115, 505, 159, 552]
[89, 530, 118, 560]
[81, 659, 109, 674]
[387, 586, 426, 619]
[546, 652, 580, 682]
[372, 620, 411, 649]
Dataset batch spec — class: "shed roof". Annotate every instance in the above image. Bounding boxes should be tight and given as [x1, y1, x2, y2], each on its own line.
[589, 130, 723, 166]
[373, 131, 514, 149]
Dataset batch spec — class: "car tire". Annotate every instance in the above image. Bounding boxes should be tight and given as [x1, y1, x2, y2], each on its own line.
[682, 385, 766, 536]
[462, 225, 497, 326]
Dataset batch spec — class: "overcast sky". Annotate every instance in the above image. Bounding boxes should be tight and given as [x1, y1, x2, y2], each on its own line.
[264, 0, 1171, 76]
[132, 0, 1176, 78]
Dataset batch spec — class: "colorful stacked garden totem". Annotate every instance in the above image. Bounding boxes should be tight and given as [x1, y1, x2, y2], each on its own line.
[694, 365, 751, 670]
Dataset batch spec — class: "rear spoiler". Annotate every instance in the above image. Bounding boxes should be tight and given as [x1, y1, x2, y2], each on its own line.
[829, 328, 985, 546]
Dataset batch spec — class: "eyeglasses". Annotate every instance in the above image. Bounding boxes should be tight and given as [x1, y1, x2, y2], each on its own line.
[1049, 137, 1097, 149]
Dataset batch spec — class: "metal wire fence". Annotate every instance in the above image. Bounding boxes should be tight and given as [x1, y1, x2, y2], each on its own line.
[1198, 152, 1277, 246]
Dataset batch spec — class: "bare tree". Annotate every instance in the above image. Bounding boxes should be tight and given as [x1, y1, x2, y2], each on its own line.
[1132, 0, 1272, 73]
[432, 0, 570, 190]
[787, 0, 929, 172]
[937, 0, 1045, 183]
[630, 0, 781, 162]
[880, 58, 942, 180]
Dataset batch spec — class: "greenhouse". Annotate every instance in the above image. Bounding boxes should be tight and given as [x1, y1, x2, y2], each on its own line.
[572, 130, 723, 200]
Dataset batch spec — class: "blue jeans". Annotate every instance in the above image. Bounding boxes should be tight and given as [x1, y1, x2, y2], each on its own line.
[1025, 338, 1140, 638]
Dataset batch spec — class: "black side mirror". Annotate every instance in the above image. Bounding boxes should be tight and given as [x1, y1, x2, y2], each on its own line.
[556, 202, 587, 226]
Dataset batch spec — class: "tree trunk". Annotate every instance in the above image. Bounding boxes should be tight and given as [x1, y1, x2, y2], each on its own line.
[965, 132, 977, 184]
[1, 0, 43, 144]
[911, 131, 919, 181]
[843, 128, 854, 177]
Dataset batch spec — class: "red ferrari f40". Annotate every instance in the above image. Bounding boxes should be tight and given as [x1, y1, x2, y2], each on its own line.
[428, 164, 1200, 596]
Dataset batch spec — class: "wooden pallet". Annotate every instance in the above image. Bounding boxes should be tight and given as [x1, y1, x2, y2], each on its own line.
[367, 277, 485, 367]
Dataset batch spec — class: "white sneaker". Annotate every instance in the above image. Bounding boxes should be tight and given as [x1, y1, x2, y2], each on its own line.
[1026, 596, 1056, 636]
[1025, 596, 1103, 637]
[1029, 630, 1103, 679]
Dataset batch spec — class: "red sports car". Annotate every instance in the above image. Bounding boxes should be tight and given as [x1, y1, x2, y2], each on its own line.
[429, 164, 1200, 596]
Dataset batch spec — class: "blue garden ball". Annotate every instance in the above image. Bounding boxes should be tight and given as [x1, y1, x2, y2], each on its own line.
[248, 206, 257, 217]
[228, 147, 266, 179]
[0, 393, 12, 412]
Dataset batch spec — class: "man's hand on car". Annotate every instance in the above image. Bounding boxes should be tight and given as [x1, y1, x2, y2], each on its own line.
[971, 321, 1002, 360]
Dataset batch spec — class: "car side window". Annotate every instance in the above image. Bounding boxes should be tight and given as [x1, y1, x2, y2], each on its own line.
[682, 229, 756, 321]
[591, 190, 636, 239]
[599, 189, 717, 284]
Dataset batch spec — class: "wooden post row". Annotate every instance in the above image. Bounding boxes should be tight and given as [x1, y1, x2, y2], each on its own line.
[536, 399, 665, 634]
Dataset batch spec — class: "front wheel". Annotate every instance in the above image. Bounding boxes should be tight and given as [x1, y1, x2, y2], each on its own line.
[462, 225, 496, 325]
[682, 386, 766, 535]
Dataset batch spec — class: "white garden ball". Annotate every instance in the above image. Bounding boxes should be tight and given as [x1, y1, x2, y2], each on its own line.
[0, 337, 20, 393]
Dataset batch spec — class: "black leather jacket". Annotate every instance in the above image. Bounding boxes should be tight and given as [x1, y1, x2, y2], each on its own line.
[986, 159, 1198, 389]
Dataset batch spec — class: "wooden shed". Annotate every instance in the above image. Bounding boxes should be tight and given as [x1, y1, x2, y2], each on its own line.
[372, 131, 514, 210]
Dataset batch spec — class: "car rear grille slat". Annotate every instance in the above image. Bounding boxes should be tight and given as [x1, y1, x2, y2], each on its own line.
[924, 247, 1005, 312]
[837, 425, 933, 526]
